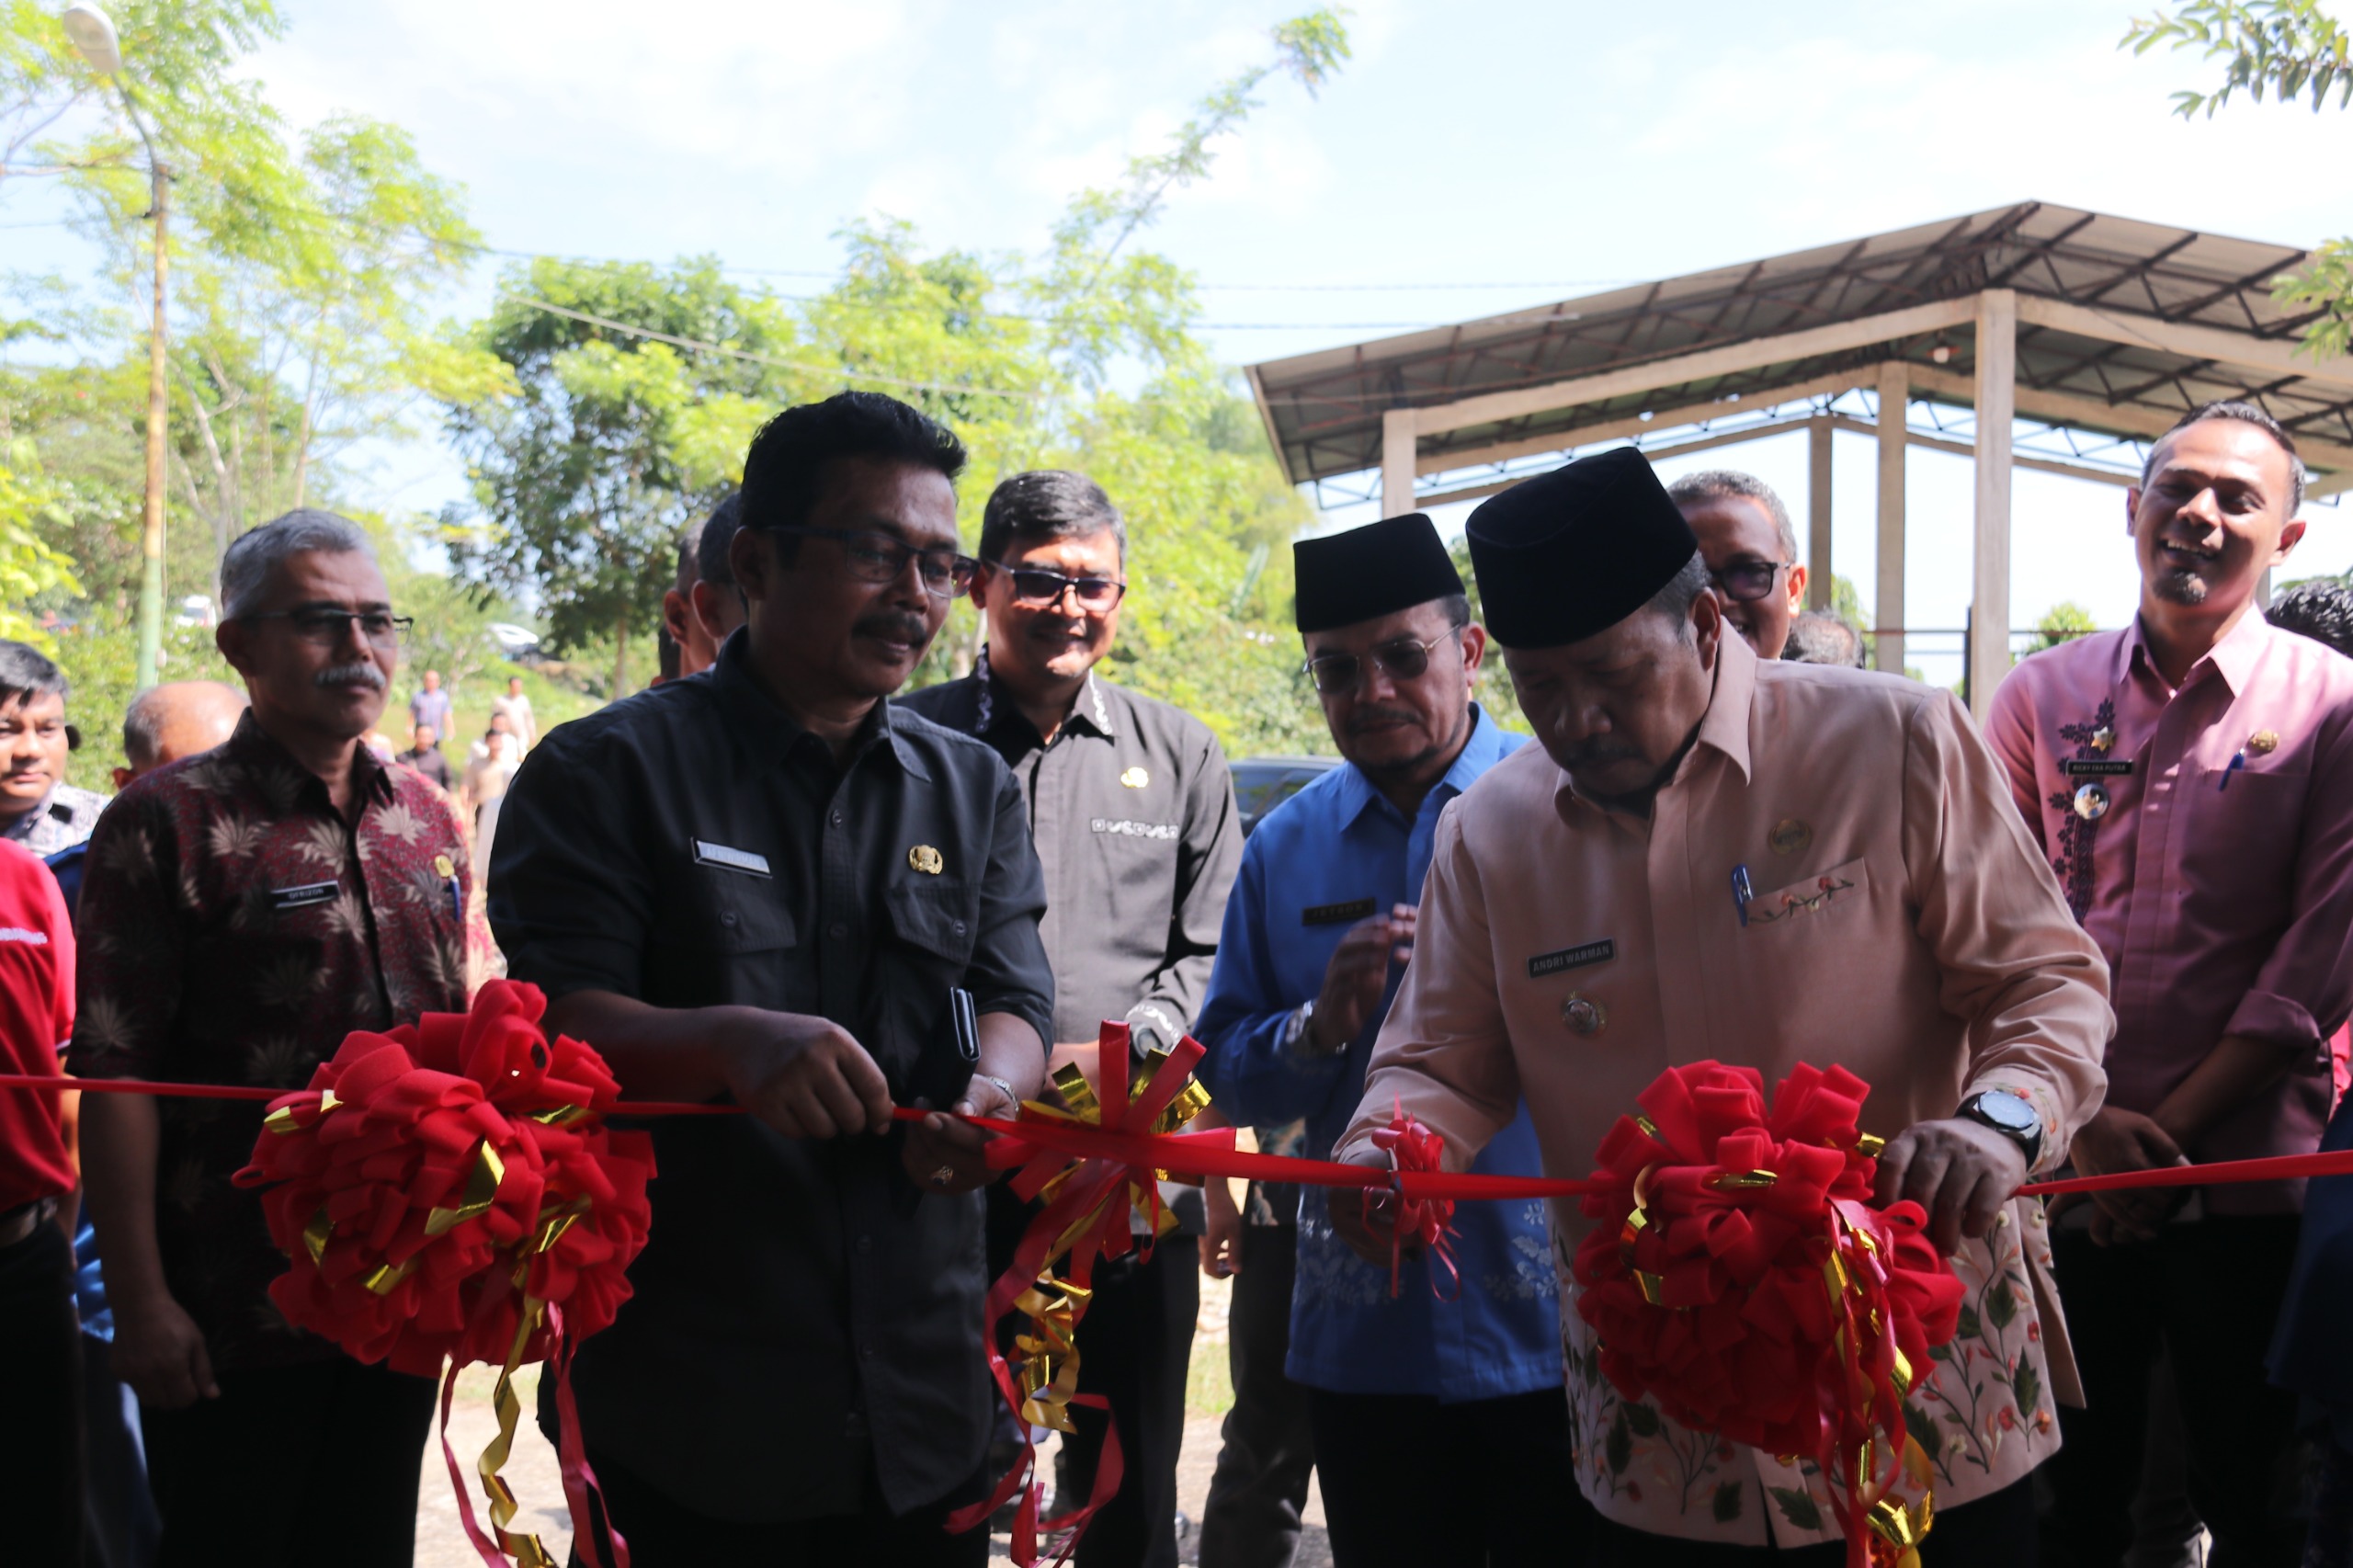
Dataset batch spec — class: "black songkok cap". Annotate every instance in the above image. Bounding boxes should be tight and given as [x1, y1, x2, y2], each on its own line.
[1293, 512, 1464, 633]
[1464, 448, 1698, 649]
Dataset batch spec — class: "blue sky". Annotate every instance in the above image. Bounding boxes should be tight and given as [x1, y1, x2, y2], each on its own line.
[12, 0, 2352, 681]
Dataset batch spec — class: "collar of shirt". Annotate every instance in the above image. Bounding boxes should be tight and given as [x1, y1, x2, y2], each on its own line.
[224, 710, 397, 813]
[0, 790, 53, 843]
[970, 643, 1115, 744]
[1550, 627, 1760, 821]
[2119, 605, 2272, 700]
[707, 631, 930, 782]
[1327, 703, 1516, 833]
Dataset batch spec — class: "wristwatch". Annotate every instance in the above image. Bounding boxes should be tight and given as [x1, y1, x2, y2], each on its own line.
[1958, 1089, 2043, 1168]
[1280, 1000, 1321, 1059]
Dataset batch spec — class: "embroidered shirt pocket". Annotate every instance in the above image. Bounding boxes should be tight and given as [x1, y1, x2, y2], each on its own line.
[1747, 857, 1868, 928]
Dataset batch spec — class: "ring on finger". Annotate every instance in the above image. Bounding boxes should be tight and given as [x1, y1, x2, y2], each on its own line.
[930, 1165, 957, 1188]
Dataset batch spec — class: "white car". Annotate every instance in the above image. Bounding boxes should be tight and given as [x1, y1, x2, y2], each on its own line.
[486, 622, 542, 661]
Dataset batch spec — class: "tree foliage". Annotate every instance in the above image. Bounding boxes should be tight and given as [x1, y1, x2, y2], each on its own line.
[439, 10, 1352, 754]
[2125, 2, 2353, 358]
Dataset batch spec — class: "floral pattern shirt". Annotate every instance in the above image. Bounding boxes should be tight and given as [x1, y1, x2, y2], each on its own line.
[67, 713, 482, 1371]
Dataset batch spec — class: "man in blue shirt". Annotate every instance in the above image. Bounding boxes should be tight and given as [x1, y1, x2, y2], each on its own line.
[1195, 512, 1579, 1567]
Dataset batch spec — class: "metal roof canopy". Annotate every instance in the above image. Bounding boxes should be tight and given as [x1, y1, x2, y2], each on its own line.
[1245, 201, 2353, 714]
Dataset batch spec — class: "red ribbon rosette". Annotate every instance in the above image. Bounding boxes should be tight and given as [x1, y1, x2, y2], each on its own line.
[1368, 1101, 1461, 1299]
[1572, 1062, 1962, 1566]
[233, 981, 654, 1568]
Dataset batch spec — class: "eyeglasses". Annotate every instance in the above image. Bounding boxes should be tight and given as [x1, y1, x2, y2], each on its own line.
[766, 526, 978, 598]
[241, 608, 414, 647]
[1710, 559, 1795, 604]
[1302, 629, 1461, 695]
[985, 562, 1128, 611]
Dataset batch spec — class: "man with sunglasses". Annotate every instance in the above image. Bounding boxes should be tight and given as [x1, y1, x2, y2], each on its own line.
[1193, 512, 1577, 1568]
[71, 509, 480, 1568]
[489, 393, 1056, 1565]
[898, 468, 1243, 1568]
[1667, 470, 1807, 660]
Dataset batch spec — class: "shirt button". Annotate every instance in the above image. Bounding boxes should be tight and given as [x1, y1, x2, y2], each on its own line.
[829, 921, 848, 939]
[856, 1234, 873, 1254]
[858, 1343, 875, 1360]
[952, 920, 967, 936]
[721, 911, 738, 927]
[830, 810, 845, 827]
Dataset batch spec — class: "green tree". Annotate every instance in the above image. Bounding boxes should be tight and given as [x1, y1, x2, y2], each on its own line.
[2032, 599, 2100, 652]
[443, 256, 803, 694]
[2124, 3, 2353, 356]
[0, 435, 82, 643]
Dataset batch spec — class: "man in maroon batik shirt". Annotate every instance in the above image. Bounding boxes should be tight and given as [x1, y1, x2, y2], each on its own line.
[72, 510, 481, 1568]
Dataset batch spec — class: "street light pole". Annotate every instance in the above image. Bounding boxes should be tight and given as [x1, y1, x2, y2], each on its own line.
[63, 5, 168, 690]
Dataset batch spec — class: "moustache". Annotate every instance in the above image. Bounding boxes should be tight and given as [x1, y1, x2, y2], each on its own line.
[315, 662, 386, 691]
[1344, 705, 1422, 735]
[855, 613, 931, 647]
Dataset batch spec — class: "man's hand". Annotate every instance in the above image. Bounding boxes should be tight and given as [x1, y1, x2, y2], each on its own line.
[111, 1291, 218, 1411]
[716, 1011, 896, 1139]
[1327, 1160, 1416, 1267]
[2060, 1106, 2191, 1244]
[1312, 906, 1416, 1054]
[902, 1072, 1017, 1197]
[1200, 1175, 1244, 1278]
[1874, 1117, 2030, 1256]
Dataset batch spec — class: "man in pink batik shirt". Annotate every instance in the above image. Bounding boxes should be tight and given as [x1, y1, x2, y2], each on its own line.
[1986, 400, 2353, 1568]
[1326, 448, 2114, 1562]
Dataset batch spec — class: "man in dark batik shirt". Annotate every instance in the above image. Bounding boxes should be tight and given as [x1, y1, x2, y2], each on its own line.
[491, 393, 1054, 1566]
[72, 511, 479, 1568]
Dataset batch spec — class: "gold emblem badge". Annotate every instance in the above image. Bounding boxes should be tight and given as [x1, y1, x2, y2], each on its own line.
[1767, 818, 1813, 858]
[2090, 725, 2117, 755]
[2248, 730, 2280, 756]
[907, 845, 944, 875]
[1120, 766, 1150, 789]
[433, 855, 455, 880]
[1562, 992, 1608, 1038]
[2072, 783, 2110, 823]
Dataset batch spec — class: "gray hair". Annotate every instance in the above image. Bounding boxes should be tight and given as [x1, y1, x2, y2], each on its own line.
[121, 681, 247, 769]
[1647, 551, 1715, 637]
[220, 509, 377, 620]
[1782, 611, 1867, 668]
[1666, 470, 1798, 562]
[2143, 400, 2305, 517]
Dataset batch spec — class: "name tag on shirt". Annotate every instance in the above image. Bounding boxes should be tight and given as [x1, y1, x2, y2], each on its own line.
[1302, 897, 1377, 927]
[2061, 759, 2133, 778]
[269, 881, 341, 912]
[693, 840, 772, 877]
[1091, 819, 1179, 841]
[1529, 939, 1615, 978]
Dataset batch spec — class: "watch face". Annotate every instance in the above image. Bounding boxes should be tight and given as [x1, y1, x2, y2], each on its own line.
[1972, 1092, 2038, 1135]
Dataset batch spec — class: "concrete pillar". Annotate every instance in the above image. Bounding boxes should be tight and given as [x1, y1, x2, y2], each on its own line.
[1381, 408, 1416, 518]
[1875, 361, 1908, 676]
[1969, 290, 2017, 721]
[1807, 418, 1834, 610]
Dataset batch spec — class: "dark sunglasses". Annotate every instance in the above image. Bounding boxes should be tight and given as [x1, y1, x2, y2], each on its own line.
[1302, 628, 1461, 695]
[1710, 558, 1794, 604]
[766, 526, 977, 598]
[986, 562, 1128, 611]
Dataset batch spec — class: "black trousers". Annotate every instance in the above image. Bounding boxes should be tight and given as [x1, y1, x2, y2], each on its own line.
[1058, 1240, 1199, 1568]
[1199, 1224, 1316, 1568]
[566, 1444, 990, 1568]
[1588, 1475, 2036, 1567]
[0, 1216, 83, 1568]
[142, 1355, 437, 1568]
[1310, 1385, 1585, 1567]
[2039, 1215, 2304, 1568]
[81, 1333, 161, 1568]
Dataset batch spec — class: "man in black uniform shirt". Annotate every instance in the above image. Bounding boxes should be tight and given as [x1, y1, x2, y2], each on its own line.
[900, 470, 1243, 1568]
[489, 392, 1056, 1565]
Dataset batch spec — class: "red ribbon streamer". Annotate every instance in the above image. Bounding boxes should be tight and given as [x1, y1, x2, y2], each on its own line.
[11, 1071, 2352, 1200]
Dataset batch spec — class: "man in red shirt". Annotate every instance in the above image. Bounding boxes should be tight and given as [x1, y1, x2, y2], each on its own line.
[0, 835, 81, 1564]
